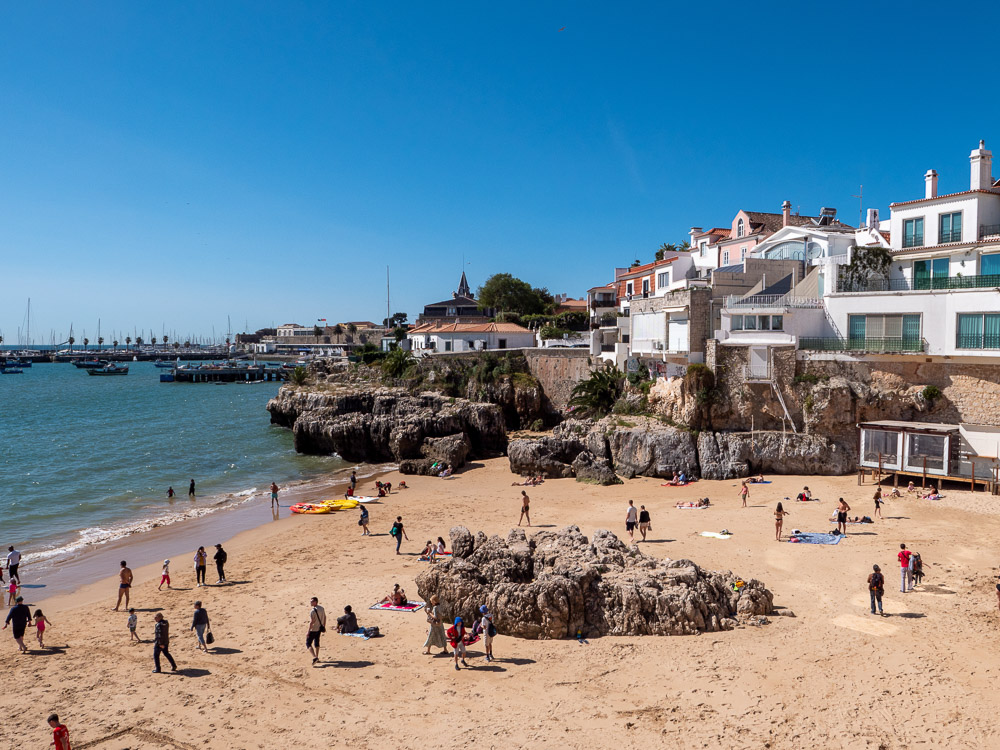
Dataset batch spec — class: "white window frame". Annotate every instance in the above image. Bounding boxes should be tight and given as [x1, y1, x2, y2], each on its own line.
[737, 218, 745, 238]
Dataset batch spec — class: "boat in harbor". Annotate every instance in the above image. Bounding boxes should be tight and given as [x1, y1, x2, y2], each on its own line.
[4, 359, 32, 368]
[154, 359, 178, 368]
[72, 360, 102, 369]
[87, 363, 129, 376]
[0, 366, 24, 374]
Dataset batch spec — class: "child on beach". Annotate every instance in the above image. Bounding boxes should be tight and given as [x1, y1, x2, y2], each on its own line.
[127, 608, 139, 642]
[739, 481, 749, 508]
[33, 609, 52, 648]
[6, 578, 17, 605]
[158, 559, 171, 590]
[873, 488, 885, 519]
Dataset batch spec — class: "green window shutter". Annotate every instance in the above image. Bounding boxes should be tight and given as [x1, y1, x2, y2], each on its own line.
[957, 314, 983, 348]
[984, 314, 1000, 349]
[902, 315, 921, 341]
[849, 315, 866, 341]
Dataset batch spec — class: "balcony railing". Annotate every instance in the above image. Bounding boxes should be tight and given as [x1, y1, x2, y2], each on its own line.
[837, 274, 1000, 293]
[798, 337, 926, 353]
[939, 229, 963, 243]
[902, 235, 924, 248]
[724, 294, 824, 309]
[956, 334, 1000, 350]
[981, 224, 1000, 239]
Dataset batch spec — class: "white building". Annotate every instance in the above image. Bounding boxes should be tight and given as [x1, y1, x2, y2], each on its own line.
[407, 322, 537, 354]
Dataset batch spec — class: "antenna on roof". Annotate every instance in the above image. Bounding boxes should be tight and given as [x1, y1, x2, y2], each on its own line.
[851, 185, 863, 228]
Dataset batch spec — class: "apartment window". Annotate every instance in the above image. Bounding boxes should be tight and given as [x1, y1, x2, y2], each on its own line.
[699, 242, 707, 257]
[444, 340, 452, 351]
[447, 307, 457, 316]
[848, 314, 922, 344]
[957, 313, 1000, 349]
[737, 218, 745, 238]
[626, 282, 633, 296]
[740, 246, 747, 261]
[743, 315, 757, 330]
[498, 338, 507, 349]
[731, 315, 744, 331]
[722, 250, 730, 265]
[913, 258, 949, 289]
[642, 279, 650, 295]
[939, 212, 962, 243]
[657, 271, 670, 288]
[771, 315, 784, 331]
[903, 218, 924, 248]
[981, 252, 1000, 277]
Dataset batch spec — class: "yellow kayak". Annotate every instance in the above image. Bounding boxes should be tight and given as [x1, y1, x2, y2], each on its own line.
[320, 498, 360, 510]
[291, 503, 331, 514]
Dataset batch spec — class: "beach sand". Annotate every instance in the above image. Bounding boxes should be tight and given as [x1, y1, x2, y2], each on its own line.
[4, 459, 999, 748]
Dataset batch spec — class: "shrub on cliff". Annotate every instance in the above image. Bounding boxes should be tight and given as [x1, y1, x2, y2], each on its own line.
[382, 348, 415, 379]
[568, 364, 623, 418]
[290, 366, 308, 386]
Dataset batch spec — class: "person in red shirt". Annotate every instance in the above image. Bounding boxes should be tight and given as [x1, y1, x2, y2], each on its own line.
[48, 713, 71, 750]
[898, 544, 913, 592]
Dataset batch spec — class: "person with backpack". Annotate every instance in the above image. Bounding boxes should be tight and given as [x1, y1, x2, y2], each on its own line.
[479, 605, 496, 662]
[307, 597, 326, 665]
[213, 544, 228, 584]
[867, 564, 885, 616]
[447, 616, 469, 671]
[390, 516, 408, 555]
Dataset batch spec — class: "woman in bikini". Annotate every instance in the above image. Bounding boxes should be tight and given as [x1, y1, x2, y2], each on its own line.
[873, 487, 884, 519]
[774, 502, 789, 541]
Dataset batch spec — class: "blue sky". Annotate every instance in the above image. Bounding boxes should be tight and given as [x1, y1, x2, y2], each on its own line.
[2, 1, 999, 342]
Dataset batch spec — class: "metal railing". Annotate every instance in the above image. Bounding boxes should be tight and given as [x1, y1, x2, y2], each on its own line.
[981, 224, 1000, 239]
[798, 337, 926, 353]
[724, 294, 824, 308]
[956, 334, 1000, 350]
[939, 229, 963, 243]
[744, 364, 771, 381]
[902, 235, 924, 248]
[837, 274, 1000, 293]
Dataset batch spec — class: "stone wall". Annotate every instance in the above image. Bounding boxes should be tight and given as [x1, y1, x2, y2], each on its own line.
[523, 348, 598, 410]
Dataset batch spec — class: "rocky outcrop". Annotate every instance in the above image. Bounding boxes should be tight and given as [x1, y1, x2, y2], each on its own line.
[415, 526, 772, 639]
[571, 451, 621, 485]
[508, 436, 585, 478]
[697, 431, 854, 480]
[267, 387, 506, 464]
[604, 420, 699, 479]
[398, 433, 472, 475]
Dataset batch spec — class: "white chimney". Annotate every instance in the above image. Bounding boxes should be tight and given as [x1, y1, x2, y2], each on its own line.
[781, 200, 791, 227]
[925, 169, 938, 199]
[689, 226, 702, 245]
[971, 139, 993, 190]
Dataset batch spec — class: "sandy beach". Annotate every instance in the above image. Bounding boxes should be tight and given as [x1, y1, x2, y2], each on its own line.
[5, 459, 1000, 749]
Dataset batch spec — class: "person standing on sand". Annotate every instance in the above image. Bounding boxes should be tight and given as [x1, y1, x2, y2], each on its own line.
[873, 488, 884, 519]
[270, 482, 279, 509]
[390, 517, 408, 555]
[359, 504, 370, 535]
[48, 714, 71, 750]
[774, 502, 789, 541]
[213, 544, 227, 584]
[189, 479, 196, 499]
[350, 471, 357, 494]
[638, 505, 651, 542]
[3, 595, 31, 653]
[739, 481, 749, 508]
[7, 546, 21, 585]
[868, 564, 885, 615]
[836, 498, 851, 536]
[518, 491, 531, 527]
[194, 546, 207, 587]
[898, 544, 913, 592]
[449, 616, 469, 671]
[479, 605, 495, 662]
[114, 561, 133, 611]
[625, 500, 638, 542]
[423, 595, 449, 655]
[307, 597, 326, 665]
[152, 612, 177, 673]
[191, 601, 210, 652]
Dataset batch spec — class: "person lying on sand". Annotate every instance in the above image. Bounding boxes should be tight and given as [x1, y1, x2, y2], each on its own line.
[748, 474, 766, 483]
[676, 498, 710, 508]
[379, 584, 407, 606]
[438, 465, 453, 478]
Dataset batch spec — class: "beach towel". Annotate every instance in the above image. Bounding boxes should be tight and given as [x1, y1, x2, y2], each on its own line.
[748, 480, 772, 484]
[788, 533, 842, 545]
[341, 628, 373, 640]
[699, 532, 732, 539]
[661, 482, 689, 487]
[369, 601, 425, 612]
[462, 633, 481, 646]
[676, 504, 709, 510]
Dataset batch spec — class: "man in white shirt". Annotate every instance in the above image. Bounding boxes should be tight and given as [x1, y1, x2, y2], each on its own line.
[307, 597, 327, 665]
[625, 501, 638, 542]
[6, 547, 21, 584]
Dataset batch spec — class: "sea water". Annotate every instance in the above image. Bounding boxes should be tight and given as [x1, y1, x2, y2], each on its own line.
[0, 362, 347, 570]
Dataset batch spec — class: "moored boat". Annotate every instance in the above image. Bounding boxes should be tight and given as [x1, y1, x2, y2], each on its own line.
[87, 363, 129, 376]
[73, 360, 102, 369]
[0, 366, 24, 374]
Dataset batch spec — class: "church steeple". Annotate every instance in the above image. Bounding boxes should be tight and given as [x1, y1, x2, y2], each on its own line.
[455, 271, 471, 299]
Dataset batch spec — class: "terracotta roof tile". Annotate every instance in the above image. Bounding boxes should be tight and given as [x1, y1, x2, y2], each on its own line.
[889, 188, 1000, 207]
[408, 322, 532, 334]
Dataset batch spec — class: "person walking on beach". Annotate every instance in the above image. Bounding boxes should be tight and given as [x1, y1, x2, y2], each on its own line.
[6, 578, 17, 605]
[213, 544, 227, 584]
[6, 546, 21, 585]
[33, 608, 52, 649]
[518, 491, 531, 527]
[836, 498, 851, 536]
[270, 482, 279, 509]
[898, 544, 913, 592]
[191, 601, 210, 652]
[114, 561, 133, 611]
[128, 608, 139, 642]
[359, 504, 370, 536]
[3, 595, 31, 653]
[774, 502, 790, 541]
[152, 612, 177, 673]
[739, 481, 749, 508]
[194, 546, 208, 587]
[48, 714, 71, 750]
[448, 616, 469, 671]
[158, 559, 171, 591]
[480, 605, 495, 662]
[625, 500, 638, 542]
[873, 487, 885, 519]
[638, 505, 651, 542]
[868, 564, 885, 615]
[390, 517, 408, 555]
[307, 597, 326, 665]
[423, 595, 448, 655]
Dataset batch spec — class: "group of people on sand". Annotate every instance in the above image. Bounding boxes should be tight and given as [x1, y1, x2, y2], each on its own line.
[305, 597, 367, 664]
[511, 476, 544, 487]
[422, 595, 496, 669]
[419, 538, 449, 561]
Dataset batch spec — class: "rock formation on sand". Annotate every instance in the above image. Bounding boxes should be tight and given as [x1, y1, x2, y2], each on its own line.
[267, 387, 507, 467]
[415, 526, 772, 639]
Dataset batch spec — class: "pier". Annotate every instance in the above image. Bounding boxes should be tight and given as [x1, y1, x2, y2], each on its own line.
[162, 365, 288, 383]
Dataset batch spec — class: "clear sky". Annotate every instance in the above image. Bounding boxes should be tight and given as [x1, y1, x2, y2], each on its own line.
[2, 1, 999, 343]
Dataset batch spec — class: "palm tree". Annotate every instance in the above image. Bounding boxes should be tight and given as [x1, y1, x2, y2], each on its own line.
[68, 336, 75, 352]
[173, 342, 180, 351]
[568, 364, 623, 418]
[290, 366, 308, 386]
[184, 340, 191, 348]
[97, 336, 104, 351]
[332, 323, 343, 336]
[125, 336, 131, 350]
[347, 323, 357, 334]
[112, 340, 119, 351]
[135, 336, 143, 348]
[151, 336, 158, 348]
[162, 335, 169, 349]
[82, 337, 89, 351]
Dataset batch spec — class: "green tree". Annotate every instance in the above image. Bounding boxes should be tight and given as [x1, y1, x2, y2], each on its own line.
[313, 325, 323, 337]
[381, 347, 414, 379]
[112, 339, 118, 351]
[840, 245, 892, 291]
[290, 366, 308, 386]
[568, 364, 623, 418]
[162, 335, 169, 348]
[383, 312, 408, 328]
[477, 273, 553, 316]
[332, 324, 344, 336]
[347, 323, 357, 334]
[655, 241, 691, 261]
[68, 336, 75, 351]
[97, 336, 104, 351]
[392, 326, 408, 342]
[82, 337, 89, 351]
[125, 336, 131, 350]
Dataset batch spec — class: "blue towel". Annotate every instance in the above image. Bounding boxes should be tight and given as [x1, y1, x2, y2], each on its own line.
[789, 532, 842, 545]
[340, 628, 372, 640]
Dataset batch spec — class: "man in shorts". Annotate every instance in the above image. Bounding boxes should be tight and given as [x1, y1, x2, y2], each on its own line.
[836, 498, 851, 536]
[898, 544, 913, 592]
[6, 546, 21, 585]
[625, 500, 638, 542]
[270, 482, 279, 509]
[307, 597, 326, 665]
[114, 561, 133, 611]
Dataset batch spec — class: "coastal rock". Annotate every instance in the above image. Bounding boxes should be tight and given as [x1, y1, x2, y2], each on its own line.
[416, 526, 772, 639]
[450, 526, 475, 558]
[507, 437, 584, 478]
[697, 431, 854, 480]
[571, 451, 621, 485]
[267, 387, 507, 463]
[602, 418, 699, 479]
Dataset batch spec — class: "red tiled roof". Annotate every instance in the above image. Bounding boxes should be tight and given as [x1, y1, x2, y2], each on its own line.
[408, 322, 532, 334]
[889, 188, 1000, 207]
[587, 283, 616, 293]
[694, 227, 731, 238]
